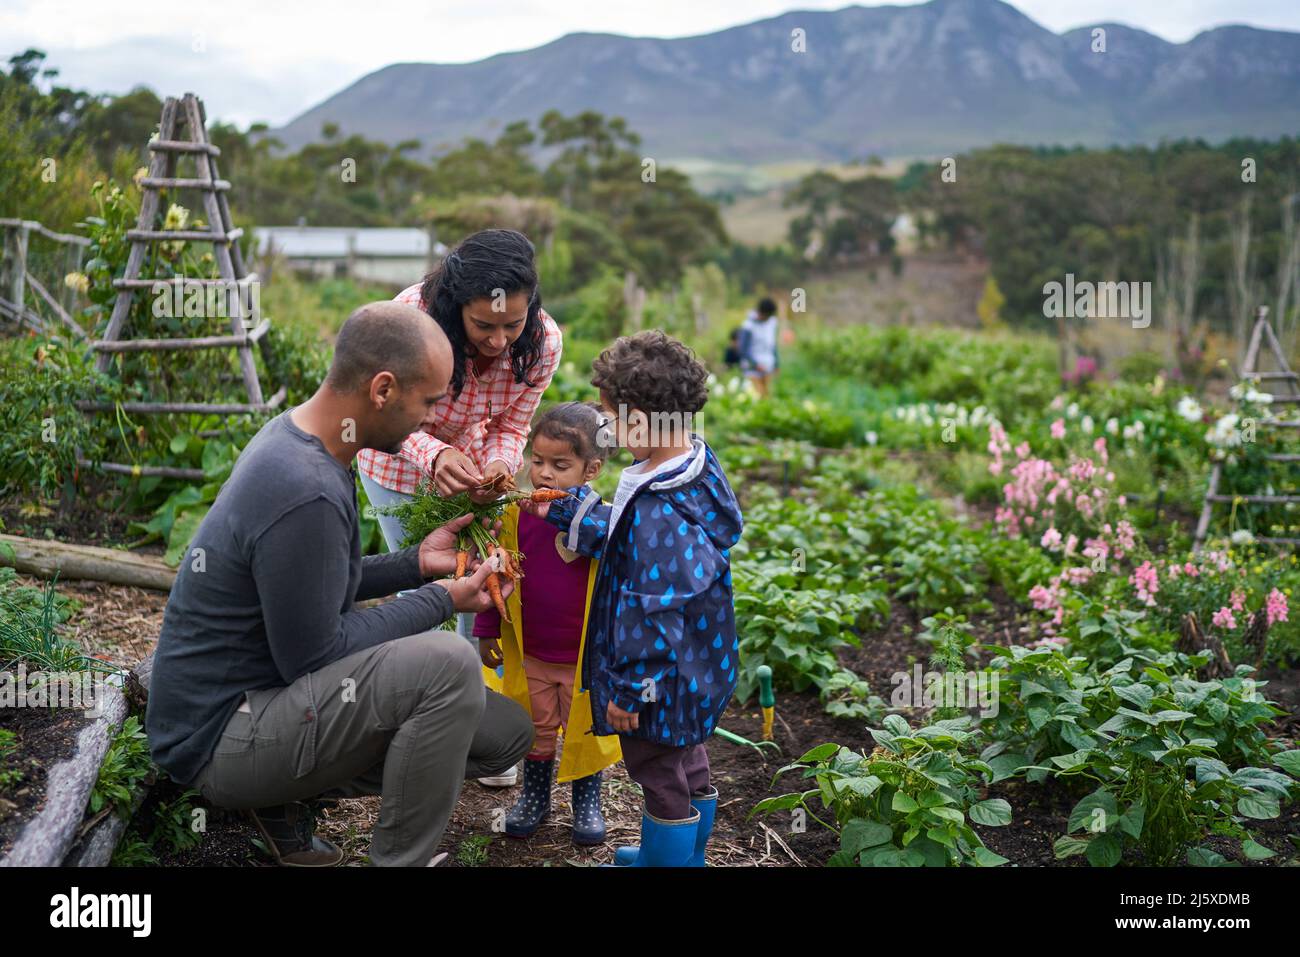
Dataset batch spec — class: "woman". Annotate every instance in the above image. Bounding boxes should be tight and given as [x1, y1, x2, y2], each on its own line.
[358, 228, 563, 783]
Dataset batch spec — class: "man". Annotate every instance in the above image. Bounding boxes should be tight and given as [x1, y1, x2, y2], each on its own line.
[737, 297, 780, 398]
[146, 301, 533, 867]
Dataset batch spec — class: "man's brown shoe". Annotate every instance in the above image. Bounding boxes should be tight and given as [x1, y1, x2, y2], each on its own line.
[246, 801, 344, 867]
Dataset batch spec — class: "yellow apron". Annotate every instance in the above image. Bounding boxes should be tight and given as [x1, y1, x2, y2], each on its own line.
[479, 504, 621, 783]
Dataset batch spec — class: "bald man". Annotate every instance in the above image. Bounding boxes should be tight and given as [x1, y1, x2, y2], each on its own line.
[146, 302, 533, 867]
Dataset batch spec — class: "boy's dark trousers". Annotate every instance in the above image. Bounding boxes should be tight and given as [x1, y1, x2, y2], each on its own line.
[619, 735, 711, 819]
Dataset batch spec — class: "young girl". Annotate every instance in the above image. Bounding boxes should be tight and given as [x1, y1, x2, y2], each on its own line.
[473, 402, 621, 844]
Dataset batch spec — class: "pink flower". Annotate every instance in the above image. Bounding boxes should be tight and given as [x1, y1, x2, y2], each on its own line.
[1065, 566, 1093, 586]
[1041, 527, 1063, 551]
[1029, 583, 1057, 612]
[1212, 606, 1237, 630]
[1070, 459, 1096, 482]
[1051, 419, 1066, 440]
[1093, 437, 1109, 465]
[1266, 589, 1289, 626]
[1230, 589, 1246, 612]
[1130, 561, 1159, 606]
[1083, 537, 1109, 562]
[1015, 442, 1030, 460]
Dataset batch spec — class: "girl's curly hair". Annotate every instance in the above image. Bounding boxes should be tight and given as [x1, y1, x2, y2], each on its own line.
[591, 331, 709, 415]
[417, 228, 545, 399]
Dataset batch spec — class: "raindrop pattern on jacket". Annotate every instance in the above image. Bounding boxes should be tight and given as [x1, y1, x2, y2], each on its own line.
[545, 440, 743, 746]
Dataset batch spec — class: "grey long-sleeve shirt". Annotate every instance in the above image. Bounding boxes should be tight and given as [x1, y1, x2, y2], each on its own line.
[145, 412, 455, 784]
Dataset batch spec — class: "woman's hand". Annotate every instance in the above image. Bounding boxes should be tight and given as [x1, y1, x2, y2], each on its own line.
[433, 448, 484, 496]
[468, 459, 514, 504]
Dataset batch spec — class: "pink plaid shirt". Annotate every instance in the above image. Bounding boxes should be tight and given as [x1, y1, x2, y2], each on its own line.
[357, 282, 563, 495]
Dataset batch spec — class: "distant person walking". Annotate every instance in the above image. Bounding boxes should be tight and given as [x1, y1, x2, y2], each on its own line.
[737, 297, 780, 397]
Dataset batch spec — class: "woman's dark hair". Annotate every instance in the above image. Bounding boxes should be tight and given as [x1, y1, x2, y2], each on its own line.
[532, 401, 611, 463]
[418, 228, 544, 398]
[756, 297, 778, 317]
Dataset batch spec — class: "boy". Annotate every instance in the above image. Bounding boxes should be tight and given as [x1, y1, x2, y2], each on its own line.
[522, 331, 743, 867]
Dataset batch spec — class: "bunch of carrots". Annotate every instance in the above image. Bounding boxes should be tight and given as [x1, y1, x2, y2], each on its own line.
[380, 473, 569, 623]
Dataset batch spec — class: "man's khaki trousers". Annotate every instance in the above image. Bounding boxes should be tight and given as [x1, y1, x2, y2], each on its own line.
[192, 631, 532, 866]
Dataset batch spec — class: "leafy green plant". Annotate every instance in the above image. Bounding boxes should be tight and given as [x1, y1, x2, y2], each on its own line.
[732, 576, 886, 703]
[820, 669, 887, 722]
[90, 716, 153, 818]
[916, 610, 977, 721]
[0, 570, 98, 673]
[128, 436, 242, 565]
[979, 643, 1294, 865]
[753, 717, 1011, 866]
[0, 337, 120, 500]
[456, 834, 492, 866]
[0, 728, 26, 793]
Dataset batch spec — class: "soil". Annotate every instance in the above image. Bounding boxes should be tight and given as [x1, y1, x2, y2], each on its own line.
[0, 488, 160, 554]
[0, 704, 89, 857]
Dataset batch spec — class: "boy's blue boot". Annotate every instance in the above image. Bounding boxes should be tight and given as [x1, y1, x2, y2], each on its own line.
[504, 757, 553, 838]
[570, 771, 606, 845]
[614, 787, 717, 866]
[608, 808, 699, 867]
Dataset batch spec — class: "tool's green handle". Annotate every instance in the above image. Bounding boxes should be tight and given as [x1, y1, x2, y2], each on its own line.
[757, 665, 775, 708]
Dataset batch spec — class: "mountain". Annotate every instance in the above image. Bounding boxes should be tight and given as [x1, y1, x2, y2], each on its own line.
[269, 0, 1300, 163]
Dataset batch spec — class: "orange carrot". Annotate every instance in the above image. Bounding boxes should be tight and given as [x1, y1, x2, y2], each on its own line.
[455, 550, 468, 579]
[501, 549, 523, 581]
[486, 546, 510, 621]
[527, 489, 571, 502]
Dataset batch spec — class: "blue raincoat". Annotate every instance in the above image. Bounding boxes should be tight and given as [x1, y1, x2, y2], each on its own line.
[545, 437, 743, 746]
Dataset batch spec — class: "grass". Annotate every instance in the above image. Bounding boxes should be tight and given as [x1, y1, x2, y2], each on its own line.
[0, 570, 101, 674]
[455, 834, 492, 866]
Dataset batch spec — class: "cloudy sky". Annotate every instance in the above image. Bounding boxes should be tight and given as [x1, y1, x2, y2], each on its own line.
[4, 0, 1299, 128]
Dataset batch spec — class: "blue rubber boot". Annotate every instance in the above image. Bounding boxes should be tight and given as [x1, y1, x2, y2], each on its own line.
[614, 787, 717, 866]
[687, 786, 718, 867]
[606, 809, 699, 867]
[504, 757, 553, 838]
[571, 771, 607, 845]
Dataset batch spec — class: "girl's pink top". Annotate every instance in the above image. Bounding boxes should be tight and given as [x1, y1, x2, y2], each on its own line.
[473, 510, 590, 664]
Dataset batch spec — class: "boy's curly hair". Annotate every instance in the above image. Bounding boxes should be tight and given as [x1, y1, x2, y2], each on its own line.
[591, 331, 709, 415]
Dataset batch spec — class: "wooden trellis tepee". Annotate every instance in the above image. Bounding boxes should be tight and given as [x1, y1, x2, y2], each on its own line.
[77, 92, 283, 480]
[1193, 306, 1300, 550]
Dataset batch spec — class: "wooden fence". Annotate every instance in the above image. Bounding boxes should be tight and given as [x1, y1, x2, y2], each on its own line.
[0, 217, 91, 339]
